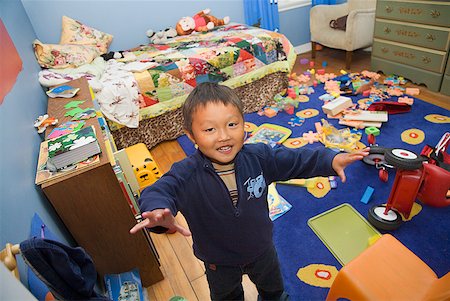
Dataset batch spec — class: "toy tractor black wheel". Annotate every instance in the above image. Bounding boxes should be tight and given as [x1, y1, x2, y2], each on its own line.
[368, 204, 403, 231]
[363, 146, 387, 166]
[385, 148, 423, 170]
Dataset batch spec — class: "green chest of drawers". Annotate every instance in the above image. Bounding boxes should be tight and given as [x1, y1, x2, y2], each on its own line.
[371, 0, 450, 94]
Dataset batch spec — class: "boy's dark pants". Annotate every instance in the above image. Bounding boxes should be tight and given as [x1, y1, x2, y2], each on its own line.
[204, 244, 288, 301]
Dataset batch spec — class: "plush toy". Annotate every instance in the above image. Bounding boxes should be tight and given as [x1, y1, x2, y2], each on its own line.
[176, 8, 230, 36]
[146, 27, 177, 44]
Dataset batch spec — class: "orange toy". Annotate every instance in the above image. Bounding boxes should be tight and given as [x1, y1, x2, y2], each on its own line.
[125, 143, 162, 190]
[326, 234, 450, 301]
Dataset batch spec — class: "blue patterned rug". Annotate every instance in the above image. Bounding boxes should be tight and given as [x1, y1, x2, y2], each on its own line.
[177, 82, 450, 299]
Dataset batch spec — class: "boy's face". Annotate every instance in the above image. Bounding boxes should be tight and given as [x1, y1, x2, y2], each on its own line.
[186, 101, 245, 164]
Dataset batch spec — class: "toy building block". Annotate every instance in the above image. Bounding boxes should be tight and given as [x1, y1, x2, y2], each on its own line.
[315, 122, 323, 134]
[360, 186, 374, 204]
[309, 61, 315, 68]
[398, 96, 414, 105]
[405, 87, 420, 95]
[339, 120, 382, 129]
[343, 110, 388, 122]
[322, 96, 353, 116]
[284, 105, 295, 115]
[365, 126, 380, 136]
[322, 61, 328, 67]
[300, 58, 309, 65]
[362, 90, 371, 97]
[319, 94, 335, 102]
[317, 69, 325, 75]
[329, 176, 338, 188]
[365, 126, 381, 144]
[264, 107, 278, 118]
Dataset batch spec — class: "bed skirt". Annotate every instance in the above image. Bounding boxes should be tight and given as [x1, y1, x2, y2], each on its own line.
[110, 71, 289, 150]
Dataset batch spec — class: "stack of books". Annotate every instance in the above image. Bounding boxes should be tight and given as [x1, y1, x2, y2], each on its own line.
[35, 126, 102, 185]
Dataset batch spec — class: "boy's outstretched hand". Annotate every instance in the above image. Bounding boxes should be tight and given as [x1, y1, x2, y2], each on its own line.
[332, 147, 370, 183]
[129, 208, 191, 236]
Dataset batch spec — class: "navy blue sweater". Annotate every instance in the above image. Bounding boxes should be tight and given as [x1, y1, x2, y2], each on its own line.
[138, 143, 337, 265]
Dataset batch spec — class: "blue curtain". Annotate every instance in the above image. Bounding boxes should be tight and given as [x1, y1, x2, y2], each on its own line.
[244, 0, 280, 32]
[312, 0, 337, 6]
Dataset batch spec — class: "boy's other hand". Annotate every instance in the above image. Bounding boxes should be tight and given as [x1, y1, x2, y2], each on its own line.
[129, 208, 192, 236]
[332, 147, 370, 183]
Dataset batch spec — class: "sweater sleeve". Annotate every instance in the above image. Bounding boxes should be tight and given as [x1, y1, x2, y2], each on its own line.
[262, 144, 338, 183]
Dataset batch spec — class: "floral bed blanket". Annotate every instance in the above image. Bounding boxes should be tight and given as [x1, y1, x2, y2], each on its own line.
[39, 24, 295, 129]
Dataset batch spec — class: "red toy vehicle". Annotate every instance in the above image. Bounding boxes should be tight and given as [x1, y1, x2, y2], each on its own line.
[368, 147, 450, 231]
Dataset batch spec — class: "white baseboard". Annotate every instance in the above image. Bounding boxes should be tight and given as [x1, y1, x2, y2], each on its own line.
[294, 43, 311, 54]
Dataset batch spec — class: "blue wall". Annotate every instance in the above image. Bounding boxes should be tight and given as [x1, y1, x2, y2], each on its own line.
[0, 0, 73, 285]
[22, 0, 247, 51]
[21, 0, 315, 51]
[280, 5, 312, 48]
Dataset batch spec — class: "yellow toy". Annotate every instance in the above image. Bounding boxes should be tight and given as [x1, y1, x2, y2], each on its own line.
[319, 119, 361, 152]
[125, 143, 162, 190]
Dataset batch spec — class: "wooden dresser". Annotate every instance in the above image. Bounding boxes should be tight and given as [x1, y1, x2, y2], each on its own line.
[440, 52, 450, 94]
[371, 0, 450, 93]
[41, 78, 163, 287]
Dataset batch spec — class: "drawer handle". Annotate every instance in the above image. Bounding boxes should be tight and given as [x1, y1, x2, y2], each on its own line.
[426, 34, 436, 42]
[430, 9, 440, 18]
[384, 27, 391, 34]
[381, 47, 389, 53]
[385, 5, 393, 13]
[422, 56, 431, 64]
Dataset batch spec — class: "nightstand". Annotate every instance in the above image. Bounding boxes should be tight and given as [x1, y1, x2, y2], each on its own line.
[40, 78, 163, 287]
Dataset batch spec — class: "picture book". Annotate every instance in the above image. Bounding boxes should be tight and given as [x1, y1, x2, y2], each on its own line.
[46, 120, 85, 140]
[35, 139, 100, 185]
[47, 126, 101, 171]
[104, 268, 144, 301]
[245, 123, 292, 147]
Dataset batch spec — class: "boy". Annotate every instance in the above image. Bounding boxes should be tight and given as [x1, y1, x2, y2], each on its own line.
[130, 82, 369, 300]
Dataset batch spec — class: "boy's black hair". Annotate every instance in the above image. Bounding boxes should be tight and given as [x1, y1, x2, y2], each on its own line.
[182, 82, 244, 134]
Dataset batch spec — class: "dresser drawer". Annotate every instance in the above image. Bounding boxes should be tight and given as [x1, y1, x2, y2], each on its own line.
[372, 39, 446, 73]
[374, 20, 450, 51]
[440, 74, 450, 95]
[371, 56, 442, 91]
[446, 53, 450, 76]
[376, 0, 450, 27]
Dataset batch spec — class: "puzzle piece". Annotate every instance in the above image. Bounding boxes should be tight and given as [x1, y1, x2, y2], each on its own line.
[64, 100, 85, 109]
[302, 131, 319, 144]
[288, 116, 305, 127]
[64, 107, 84, 117]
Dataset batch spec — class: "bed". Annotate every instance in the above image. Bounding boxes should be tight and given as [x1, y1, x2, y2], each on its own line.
[38, 23, 296, 150]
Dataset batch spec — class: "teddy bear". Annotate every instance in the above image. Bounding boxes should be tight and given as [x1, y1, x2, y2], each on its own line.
[146, 27, 178, 44]
[176, 8, 230, 36]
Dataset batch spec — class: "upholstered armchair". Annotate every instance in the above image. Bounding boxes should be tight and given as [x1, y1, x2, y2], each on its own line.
[310, 0, 377, 69]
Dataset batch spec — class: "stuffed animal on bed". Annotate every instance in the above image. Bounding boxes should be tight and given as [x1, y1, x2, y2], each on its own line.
[146, 27, 177, 44]
[176, 8, 230, 36]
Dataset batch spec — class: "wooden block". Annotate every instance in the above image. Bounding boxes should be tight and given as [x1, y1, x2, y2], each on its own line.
[322, 96, 353, 116]
[405, 87, 420, 95]
[343, 110, 388, 122]
[339, 119, 382, 128]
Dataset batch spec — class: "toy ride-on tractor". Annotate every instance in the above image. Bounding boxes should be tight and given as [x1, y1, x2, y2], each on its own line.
[367, 148, 450, 231]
